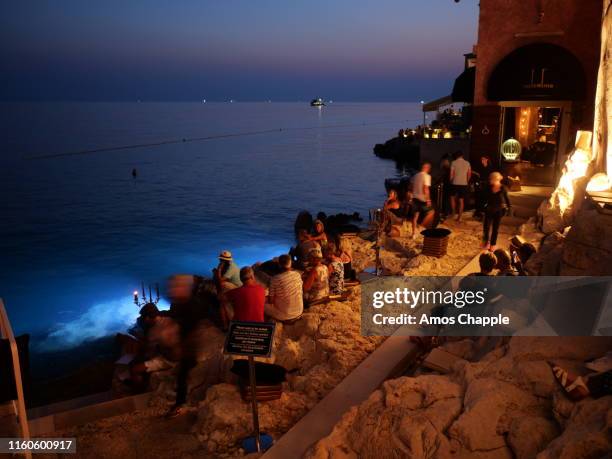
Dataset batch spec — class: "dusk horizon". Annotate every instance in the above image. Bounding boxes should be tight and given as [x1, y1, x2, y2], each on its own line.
[1, 0, 478, 102]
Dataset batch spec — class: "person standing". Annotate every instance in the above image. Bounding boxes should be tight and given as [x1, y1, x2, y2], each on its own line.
[411, 162, 434, 239]
[482, 172, 511, 251]
[473, 155, 493, 219]
[439, 154, 452, 219]
[450, 151, 471, 222]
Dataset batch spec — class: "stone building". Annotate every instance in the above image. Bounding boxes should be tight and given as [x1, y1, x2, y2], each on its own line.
[470, 0, 602, 186]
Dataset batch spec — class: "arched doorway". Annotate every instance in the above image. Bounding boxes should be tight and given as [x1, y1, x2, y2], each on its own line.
[487, 43, 587, 185]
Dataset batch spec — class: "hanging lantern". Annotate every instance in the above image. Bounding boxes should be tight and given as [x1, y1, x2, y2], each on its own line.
[501, 138, 522, 161]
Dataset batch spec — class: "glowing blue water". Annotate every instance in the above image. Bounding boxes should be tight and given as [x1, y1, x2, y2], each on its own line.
[0, 102, 421, 350]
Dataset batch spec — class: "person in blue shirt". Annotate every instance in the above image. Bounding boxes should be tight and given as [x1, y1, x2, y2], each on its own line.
[214, 250, 242, 288]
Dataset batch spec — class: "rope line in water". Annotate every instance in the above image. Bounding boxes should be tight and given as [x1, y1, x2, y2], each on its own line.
[24, 117, 422, 160]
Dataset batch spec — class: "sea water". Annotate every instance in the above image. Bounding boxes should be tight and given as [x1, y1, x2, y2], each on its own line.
[0, 101, 421, 351]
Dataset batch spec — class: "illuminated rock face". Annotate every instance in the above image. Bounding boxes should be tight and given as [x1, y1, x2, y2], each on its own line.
[592, 0, 612, 176]
[538, 131, 594, 234]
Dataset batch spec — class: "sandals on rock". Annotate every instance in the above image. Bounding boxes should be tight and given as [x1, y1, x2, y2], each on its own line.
[552, 365, 590, 400]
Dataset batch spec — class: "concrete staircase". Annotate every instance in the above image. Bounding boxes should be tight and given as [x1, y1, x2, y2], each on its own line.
[508, 185, 552, 221]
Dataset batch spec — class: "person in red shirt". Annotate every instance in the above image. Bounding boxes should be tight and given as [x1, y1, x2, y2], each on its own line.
[224, 266, 265, 323]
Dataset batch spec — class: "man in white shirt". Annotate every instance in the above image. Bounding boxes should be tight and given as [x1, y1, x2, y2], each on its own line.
[265, 254, 304, 321]
[450, 151, 471, 222]
[411, 162, 434, 239]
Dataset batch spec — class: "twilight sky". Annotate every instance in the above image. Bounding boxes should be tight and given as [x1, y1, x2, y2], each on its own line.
[1, 0, 478, 102]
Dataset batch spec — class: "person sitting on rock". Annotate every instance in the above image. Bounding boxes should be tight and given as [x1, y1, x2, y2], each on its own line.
[384, 189, 401, 212]
[508, 242, 536, 276]
[294, 228, 320, 268]
[470, 252, 497, 276]
[213, 250, 242, 289]
[383, 189, 401, 235]
[307, 219, 328, 248]
[493, 249, 517, 276]
[338, 237, 357, 281]
[303, 248, 329, 305]
[411, 161, 435, 239]
[265, 254, 303, 322]
[129, 305, 181, 393]
[223, 266, 265, 323]
[324, 242, 345, 296]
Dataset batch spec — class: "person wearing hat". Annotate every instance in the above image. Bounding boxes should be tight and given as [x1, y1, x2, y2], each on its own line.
[303, 247, 329, 304]
[214, 250, 242, 288]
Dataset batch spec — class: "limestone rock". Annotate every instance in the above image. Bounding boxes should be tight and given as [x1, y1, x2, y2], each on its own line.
[560, 208, 612, 275]
[305, 375, 463, 459]
[348, 236, 375, 272]
[449, 378, 546, 451]
[538, 198, 569, 234]
[195, 291, 384, 454]
[537, 396, 612, 459]
[524, 231, 564, 276]
[380, 250, 408, 275]
[507, 336, 612, 362]
[507, 416, 559, 459]
[196, 383, 310, 454]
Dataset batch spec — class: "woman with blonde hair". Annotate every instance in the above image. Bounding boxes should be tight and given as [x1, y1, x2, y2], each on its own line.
[482, 171, 511, 251]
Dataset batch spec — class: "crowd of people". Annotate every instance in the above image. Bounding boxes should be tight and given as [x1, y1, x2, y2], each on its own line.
[470, 241, 536, 277]
[384, 150, 514, 252]
[117, 149, 536, 417]
[119, 215, 360, 416]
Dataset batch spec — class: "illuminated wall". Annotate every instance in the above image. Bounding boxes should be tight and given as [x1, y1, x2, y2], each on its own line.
[592, 0, 612, 176]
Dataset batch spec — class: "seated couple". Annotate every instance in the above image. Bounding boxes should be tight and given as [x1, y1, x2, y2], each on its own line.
[302, 243, 345, 305]
[218, 256, 304, 324]
[384, 162, 435, 238]
[293, 219, 328, 268]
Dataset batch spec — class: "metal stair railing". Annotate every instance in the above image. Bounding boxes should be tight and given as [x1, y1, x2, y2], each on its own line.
[0, 298, 32, 459]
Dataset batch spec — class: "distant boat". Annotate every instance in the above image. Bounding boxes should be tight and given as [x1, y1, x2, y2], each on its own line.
[310, 98, 325, 107]
[202, 99, 206, 103]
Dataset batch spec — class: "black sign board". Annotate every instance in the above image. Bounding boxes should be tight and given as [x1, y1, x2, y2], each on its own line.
[224, 321, 276, 357]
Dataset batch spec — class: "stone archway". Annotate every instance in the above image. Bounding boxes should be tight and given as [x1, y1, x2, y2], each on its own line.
[487, 43, 587, 102]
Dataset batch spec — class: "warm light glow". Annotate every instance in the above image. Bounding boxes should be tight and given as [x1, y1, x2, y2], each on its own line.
[550, 130, 594, 213]
[443, 132, 452, 139]
[586, 172, 611, 192]
[501, 138, 521, 161]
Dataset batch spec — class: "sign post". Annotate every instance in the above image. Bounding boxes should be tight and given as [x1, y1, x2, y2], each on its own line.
[248, 355, 261, 451]
[224, 321, 276, 453]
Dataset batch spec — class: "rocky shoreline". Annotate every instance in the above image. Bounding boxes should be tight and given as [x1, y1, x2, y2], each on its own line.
[47, 212, 542, 457]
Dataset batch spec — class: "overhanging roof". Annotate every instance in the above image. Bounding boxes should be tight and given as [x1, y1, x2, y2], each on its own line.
[452, 66, 475, 103]
[422, 95, 453, 112]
